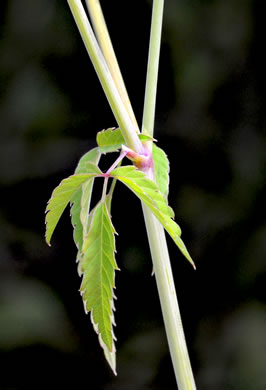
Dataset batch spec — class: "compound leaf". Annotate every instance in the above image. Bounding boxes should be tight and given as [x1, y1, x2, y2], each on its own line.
[153, 144, 170, 199]
[81, 200, 118, 374]
[110, 166, 194, 267]
[45, 168, 101, 246]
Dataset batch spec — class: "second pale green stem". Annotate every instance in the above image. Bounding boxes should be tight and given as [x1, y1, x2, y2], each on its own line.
[85, 0, 139, 130]
[67, 0, 142, 154]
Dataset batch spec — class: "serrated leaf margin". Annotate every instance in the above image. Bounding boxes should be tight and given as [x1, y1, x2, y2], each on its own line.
[80, 200, 118, 374]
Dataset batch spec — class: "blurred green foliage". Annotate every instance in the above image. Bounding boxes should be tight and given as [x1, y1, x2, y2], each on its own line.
[1, 0, 266, 389]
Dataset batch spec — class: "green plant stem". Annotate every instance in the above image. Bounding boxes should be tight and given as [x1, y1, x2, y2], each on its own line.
[142, 207, 196, 389]
[85, 0, 139, 131]
[141, 0, 197, 388]
[67, 0, 143, 154]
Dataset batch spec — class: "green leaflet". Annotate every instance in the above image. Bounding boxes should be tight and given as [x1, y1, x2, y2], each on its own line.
[45, 166, 101, 245]
[97, 127, 154, 153]
[81, 200, 118, 374]
[97, 128, 125, 153]
[110, 166, 195, 268]
[153, 144, 170, 199]
[70, 148, 101, 251]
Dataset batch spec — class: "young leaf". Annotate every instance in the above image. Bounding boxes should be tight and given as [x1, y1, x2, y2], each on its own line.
[45, 167, 102, 246]
[97, 128, 155, 154]
[80, 200, 118, 374]
[153, 144, 170, 199]
[97, 128, 125, 153]
[110, 166, 195, 268]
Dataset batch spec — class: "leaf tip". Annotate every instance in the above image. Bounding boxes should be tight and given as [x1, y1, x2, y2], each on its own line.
[45, 234, 51, 247]
[188, 256, 196, 270]
[103, 346, 117, 376]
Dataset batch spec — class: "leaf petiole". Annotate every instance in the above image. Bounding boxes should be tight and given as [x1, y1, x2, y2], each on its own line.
[105, 149, 127, 175]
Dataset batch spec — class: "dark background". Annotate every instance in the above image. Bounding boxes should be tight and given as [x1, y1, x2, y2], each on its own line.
[1, 0, 266, 389]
